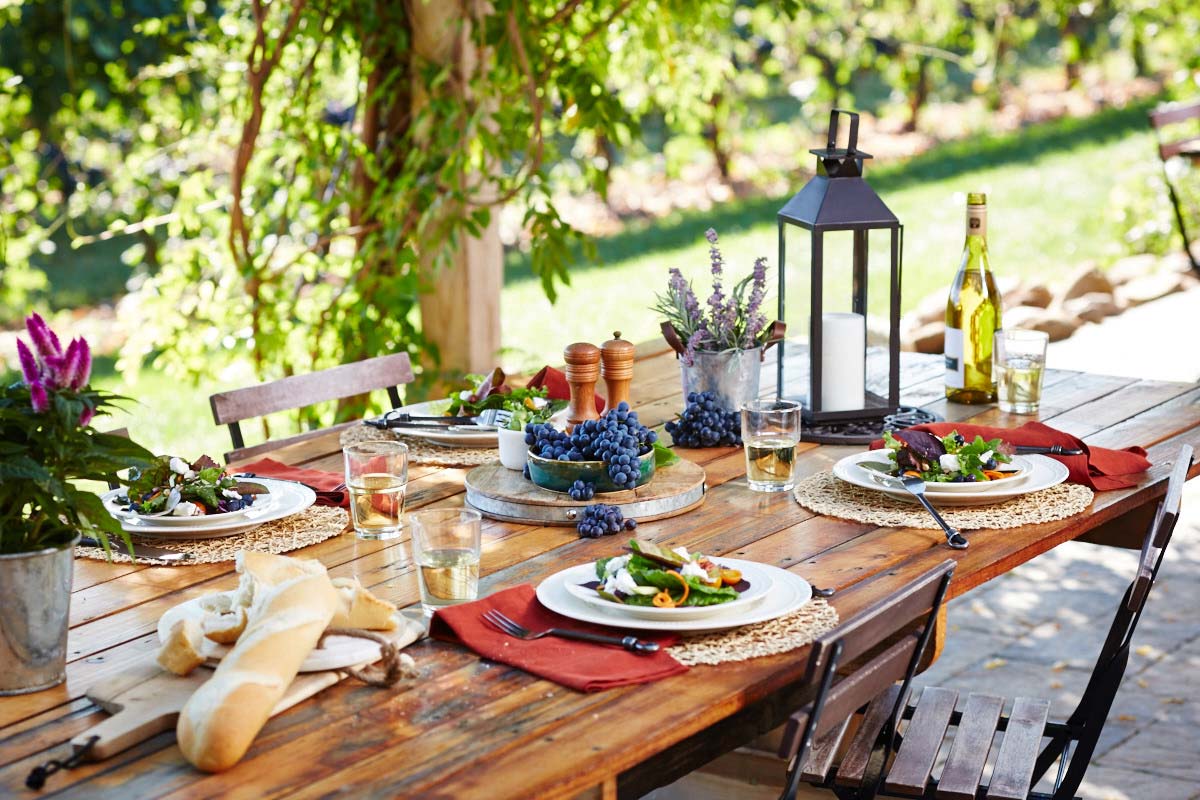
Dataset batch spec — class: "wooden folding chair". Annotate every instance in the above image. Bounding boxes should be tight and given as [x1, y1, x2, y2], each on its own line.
[1149, 100, 1200, 274]
[209, 353, 414, 462]
[778, 560, 957, 800]
[788, 445, 1193, 800]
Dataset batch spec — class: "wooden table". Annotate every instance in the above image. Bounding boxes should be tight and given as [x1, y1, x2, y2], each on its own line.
[3, 347, 1199, 799]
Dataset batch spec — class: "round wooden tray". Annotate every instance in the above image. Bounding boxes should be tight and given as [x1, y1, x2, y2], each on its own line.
[464, 460, 706, 526]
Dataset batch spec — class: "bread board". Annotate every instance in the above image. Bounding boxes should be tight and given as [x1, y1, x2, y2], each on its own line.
[464, 459, 705, 526]
[70, 655, 351, 761]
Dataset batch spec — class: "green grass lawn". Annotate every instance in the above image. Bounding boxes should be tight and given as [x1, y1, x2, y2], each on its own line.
[500, 101, 1159, 369]
[88, 101, 1160, 454]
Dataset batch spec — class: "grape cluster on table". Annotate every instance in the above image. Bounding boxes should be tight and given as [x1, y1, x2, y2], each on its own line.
[665, 391, 742, 447]
[576, 503, 637, 538]
[524, 401, 657, 490]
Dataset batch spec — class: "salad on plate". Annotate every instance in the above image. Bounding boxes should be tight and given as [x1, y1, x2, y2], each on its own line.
[119, 455, 267, 517]
[880, 429, 1017, 483]
[587, 540, 748, 609]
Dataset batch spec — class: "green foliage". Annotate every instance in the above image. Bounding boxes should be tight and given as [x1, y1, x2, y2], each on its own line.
[0, 381, 154, 553]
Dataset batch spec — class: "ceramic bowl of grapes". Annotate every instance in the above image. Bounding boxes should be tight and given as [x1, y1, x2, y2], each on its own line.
[522, 404, 658, 494]
[526, 449, 655, 494]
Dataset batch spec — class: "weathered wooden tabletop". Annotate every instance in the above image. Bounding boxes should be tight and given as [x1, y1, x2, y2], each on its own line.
[3, 347, 1198, 799]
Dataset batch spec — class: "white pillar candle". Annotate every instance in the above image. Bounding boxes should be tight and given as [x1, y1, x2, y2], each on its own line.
[820, 312, 866, 412]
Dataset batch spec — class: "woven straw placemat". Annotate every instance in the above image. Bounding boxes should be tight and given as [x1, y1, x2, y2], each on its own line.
[340, 425, 498, 468]
[74, 506, 350, 566]
[793, 471, 1094, 530]
[667, 597, 839, 666]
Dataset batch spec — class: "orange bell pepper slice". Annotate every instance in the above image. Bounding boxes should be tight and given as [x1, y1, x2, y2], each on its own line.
[664, 570, 690, 604]
[652, 591, 675, 608]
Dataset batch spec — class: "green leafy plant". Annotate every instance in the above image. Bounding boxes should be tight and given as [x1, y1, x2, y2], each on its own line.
[0, 314, 153, 553]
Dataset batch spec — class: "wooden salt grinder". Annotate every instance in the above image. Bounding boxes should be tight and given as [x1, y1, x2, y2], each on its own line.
[600, 331, 635, 410]
[563, 342, 602, 429]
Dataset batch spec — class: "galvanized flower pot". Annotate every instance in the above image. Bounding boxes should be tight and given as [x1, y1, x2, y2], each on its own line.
[0, 536, 78, 695]
[680, 347, 763, 411]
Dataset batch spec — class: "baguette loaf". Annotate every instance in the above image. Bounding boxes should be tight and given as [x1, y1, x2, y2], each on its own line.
[176, 563, 338, 772]
[330, 576, 398, 631]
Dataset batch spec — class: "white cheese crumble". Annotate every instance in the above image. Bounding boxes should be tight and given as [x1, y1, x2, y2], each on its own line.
[172, 501, 199, 517]
[183, 469, 197, 480]
[680, 560, 708, 581]
[939, 454, 960, 473]
[672, 545, 690, 560]
[980, 450, 993, 464]
[221, 488, 241, 499]
[169, 457, 189, 475]
[603, 568, 640, 596]
[603, 555, 630, 577]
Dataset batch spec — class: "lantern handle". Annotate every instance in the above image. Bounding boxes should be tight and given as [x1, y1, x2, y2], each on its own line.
[827, 108, 860, 156]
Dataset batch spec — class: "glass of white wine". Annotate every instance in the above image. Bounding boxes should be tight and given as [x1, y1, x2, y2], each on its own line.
[741, 399, 802, 493]
[343, 441, 409, 540]
[409, 508, 482, 615]
[994, 329, 1049, 415]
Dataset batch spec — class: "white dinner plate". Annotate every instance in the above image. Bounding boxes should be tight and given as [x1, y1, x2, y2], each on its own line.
[843, 452, 1035, 494]
[157, 597, 424, 672]
[833, 452, 1069, 507]
[537, 559, 812, 633]
[372, 399, 500, 448]
[99, 478, 316, 539]
[563, 558, 774, 621]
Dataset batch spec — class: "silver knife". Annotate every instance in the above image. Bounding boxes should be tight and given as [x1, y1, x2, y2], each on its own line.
[78, 536, 193, 562]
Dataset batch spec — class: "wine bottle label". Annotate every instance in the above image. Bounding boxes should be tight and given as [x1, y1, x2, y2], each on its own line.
[944, 327, 965, 388]
[967, 205, 987, 238]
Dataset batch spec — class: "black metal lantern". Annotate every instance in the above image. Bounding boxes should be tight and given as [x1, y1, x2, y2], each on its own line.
[776, 108, 935, 444]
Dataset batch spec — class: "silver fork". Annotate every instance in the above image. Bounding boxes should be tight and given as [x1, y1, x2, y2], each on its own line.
[897, 475, 970, 550]
[481, 609, 660, 654]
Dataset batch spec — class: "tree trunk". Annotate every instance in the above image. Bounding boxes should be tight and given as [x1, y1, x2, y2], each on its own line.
[703, 94, 732, 184]
[904, 57, 929, 133]
[410, 1, 503, 379]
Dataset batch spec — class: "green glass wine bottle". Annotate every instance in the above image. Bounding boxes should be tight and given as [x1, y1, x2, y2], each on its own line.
[945, 192, 1002, 403]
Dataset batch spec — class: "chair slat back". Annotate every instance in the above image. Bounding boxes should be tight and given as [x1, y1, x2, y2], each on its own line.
[209, 354, 414, 461]
[1149, 100, 1200, 159]
[210, 354, 414, 425]
[1127, 445, 1193, 613]
[778, 560, 955, 797]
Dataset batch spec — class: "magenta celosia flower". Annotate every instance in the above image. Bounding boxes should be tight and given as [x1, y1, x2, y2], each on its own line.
[59, 338, 91, 391]
[25, 313, 62, 360]
[16, 339, 39, 384]
[78, 404, 95, 427]
[29, 381, 49, 413]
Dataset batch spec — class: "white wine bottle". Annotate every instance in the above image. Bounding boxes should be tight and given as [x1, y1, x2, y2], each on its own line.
[945, 192, 1002, 403]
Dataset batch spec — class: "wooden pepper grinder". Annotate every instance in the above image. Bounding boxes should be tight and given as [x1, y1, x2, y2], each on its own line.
[563, 342, 602, 429]
[600, 331, 635, 410]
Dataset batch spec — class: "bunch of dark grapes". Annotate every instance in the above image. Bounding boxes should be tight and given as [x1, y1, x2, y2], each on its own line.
[568, 480, 595, 501]
[525, 402, 657, 490]
[665, 391, 742, 447]
[576, 503, 637, 538]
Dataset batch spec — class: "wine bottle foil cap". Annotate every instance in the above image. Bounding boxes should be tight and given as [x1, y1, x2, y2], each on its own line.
[967, 192, 987, 206]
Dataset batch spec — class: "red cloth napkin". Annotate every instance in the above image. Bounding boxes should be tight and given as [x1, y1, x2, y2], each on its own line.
[527, 366, 605, 414]
[237, 458, 348, 507]
[430, 584, 687, 692]
[872, 421, 1151, 491]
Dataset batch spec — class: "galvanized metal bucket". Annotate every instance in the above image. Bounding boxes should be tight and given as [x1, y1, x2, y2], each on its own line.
[0, 536, 78, 696]
[679, 347, 763, 412]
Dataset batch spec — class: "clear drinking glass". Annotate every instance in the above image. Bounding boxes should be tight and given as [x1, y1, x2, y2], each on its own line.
[409, 508, 482, 615]
[994, 329, 1049, 414]
[343, 441, 409, 540]
[741, 399, 803, 492]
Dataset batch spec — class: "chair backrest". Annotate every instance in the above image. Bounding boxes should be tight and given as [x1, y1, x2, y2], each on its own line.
[209, 353, 414, 462]
[778, 559, 956, 798]
[1055, 445, 1193, 797]
[1149, 100, 1200, 161]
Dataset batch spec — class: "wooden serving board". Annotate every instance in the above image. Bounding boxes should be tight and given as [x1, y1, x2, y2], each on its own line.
[464, 459, 706, 525]
[70, 655, 353, 760]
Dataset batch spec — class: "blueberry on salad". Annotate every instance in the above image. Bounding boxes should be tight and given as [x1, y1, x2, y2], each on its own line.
[882, 430, 1016, 483]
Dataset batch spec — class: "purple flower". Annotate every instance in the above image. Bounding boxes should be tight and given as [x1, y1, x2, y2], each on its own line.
[29, 381, 49, 413]
[744, 257, 769, 347]
[78, 403, 95, 427]
[60, 338, 91, 390]
[668, 268, 701, 322]
[16, 340, 39, 384]
[25, 313, 62, 360]
[683, 327, 710, 366]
